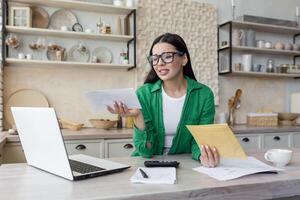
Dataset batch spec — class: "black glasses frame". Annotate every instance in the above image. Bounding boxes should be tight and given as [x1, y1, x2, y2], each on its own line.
[147, 51, 184, 66]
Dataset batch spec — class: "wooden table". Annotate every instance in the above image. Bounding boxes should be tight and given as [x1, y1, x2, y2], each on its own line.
[0, 150, 300, 200]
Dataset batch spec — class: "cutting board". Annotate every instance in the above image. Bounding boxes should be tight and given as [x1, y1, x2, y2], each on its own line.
[291, 93, 300, 113]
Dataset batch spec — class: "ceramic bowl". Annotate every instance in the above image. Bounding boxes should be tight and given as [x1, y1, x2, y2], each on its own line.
[89, 119, 118, 129]
[278, 112, 300, 121]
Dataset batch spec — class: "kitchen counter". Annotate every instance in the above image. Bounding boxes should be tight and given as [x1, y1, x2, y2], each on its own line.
[232, 124, 300, 134]
[1, 150, 300, 200]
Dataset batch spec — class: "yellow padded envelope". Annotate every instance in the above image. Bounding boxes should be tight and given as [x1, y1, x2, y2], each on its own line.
[187, 124, 247, 159]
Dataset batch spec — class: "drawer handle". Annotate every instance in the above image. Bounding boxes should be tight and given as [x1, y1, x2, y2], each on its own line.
[123, 143, 133, 149]
[75, 144, 87, 150]
[242, 137, 250, 142]
[273, 136, 281, 141]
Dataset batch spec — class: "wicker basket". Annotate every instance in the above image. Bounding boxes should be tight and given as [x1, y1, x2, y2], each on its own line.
[247, 113, 278, 126]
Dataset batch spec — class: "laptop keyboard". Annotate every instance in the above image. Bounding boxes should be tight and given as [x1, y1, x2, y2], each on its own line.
[69, 159, 105, 174]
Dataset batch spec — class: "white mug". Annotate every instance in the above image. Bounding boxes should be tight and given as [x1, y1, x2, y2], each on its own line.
[26, 54, 32, 60]
[18, 53, 25, 59]
[60, 26, 68, 31]
[264, 149, 293, 167]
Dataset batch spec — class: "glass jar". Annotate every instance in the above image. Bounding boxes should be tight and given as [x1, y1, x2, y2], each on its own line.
[266, 59, 275, 73]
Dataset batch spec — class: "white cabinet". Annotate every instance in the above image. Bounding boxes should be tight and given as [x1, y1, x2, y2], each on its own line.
[104, 139, 134, 158]
[3, 142, 26, 163]
[65, 139, 104, 158]
[236, 134, 262, 150]
[263, 133, 291, 149]
[292, 132, 300, 148]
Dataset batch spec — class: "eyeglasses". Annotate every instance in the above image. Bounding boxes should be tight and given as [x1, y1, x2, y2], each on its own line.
[147, 51, 184, 66]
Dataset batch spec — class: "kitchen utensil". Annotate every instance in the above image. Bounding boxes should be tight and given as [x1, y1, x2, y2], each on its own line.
[278, 112, 300, 121]
[232, 29, 244, 46]
[58, 118, 84, 131]
[233, 89, 242, 109]
[49, 9, 78, 30]
[256, 40, 265, 48]
[245, 29, 256, 47]
[89, 119, 118, 129]
[264, 41, 272, 49]
[32, 7, 49, 29]
[68, 43, 90, 63]
[47, 48, 67, 61]
[266, 59, 275, 73]
[242, 54, 252, 72]
[4, 89, 49, 128]
[285, 43, 293, 50]
[274, 42, 284, 50]
[92, 47, 113, 63]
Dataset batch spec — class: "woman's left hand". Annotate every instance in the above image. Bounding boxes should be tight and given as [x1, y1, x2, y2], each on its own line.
[199, 145, 219, 168]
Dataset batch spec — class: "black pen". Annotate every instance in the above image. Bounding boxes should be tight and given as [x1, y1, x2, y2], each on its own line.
[139, 168, 148, 178]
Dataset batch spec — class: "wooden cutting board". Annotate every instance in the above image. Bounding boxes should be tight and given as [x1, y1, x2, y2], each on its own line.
[4, 89, 49, 128]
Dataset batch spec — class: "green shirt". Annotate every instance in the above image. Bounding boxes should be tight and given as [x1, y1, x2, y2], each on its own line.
[132, 76, 215, 160]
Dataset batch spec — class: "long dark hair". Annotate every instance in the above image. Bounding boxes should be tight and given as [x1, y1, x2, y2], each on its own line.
[144, 33, 197, 84]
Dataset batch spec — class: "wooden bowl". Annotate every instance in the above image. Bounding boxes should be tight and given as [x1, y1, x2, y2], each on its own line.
[89, 119, 117, 129]
[278, 112, 300, 121]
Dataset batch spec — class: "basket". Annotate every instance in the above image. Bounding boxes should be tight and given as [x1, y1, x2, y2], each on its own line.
[247, 113, 278, 126]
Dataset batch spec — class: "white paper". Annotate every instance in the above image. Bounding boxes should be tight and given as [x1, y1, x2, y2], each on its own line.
[130, 167, 176, 184]
[85, 88, 141, 111]
[193, 156, 282, 181]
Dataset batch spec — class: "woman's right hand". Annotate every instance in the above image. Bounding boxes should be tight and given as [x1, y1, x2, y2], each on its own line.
[107, 101, 140, 118]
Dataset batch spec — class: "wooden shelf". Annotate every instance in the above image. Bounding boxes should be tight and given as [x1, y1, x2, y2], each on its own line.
[229, 71, 300, 78]
[231, 21, 300, 34]
[6, 26, 134, 42]
[231, 46, 300, 56]
[9, 0, 135, 15]
[5, 58, 134, 69]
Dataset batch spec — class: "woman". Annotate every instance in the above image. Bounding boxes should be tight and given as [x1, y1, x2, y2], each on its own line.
[107, 33, 219, 167]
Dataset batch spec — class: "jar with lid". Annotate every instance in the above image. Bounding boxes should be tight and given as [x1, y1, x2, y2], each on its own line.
[266, 59, 275, 73]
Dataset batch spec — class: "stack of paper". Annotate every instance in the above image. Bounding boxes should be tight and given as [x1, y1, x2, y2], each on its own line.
[130, 167, 176, 184]
[193, 156, 282, 181]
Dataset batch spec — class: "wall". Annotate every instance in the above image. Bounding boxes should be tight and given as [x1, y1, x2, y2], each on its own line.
[195, 0, 300, 123]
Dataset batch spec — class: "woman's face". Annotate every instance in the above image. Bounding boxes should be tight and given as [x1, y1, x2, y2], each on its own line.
[151, 42, 187, 82]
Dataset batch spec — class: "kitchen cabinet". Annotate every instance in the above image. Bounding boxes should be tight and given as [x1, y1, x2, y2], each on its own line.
[236, 134, 262, 150]
[263, 133, 291, 149]
[218, 20, 300, 78]
[292, 132, 300, 148]
[3, 0, 136, 70]
[104, 138, 134, 158]
[65, 139, 104, 158]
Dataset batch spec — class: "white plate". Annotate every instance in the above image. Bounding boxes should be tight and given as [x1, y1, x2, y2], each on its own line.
[68, 44, 90, 63]
[92, 47, 113, 63]
[49, 9, 78, 30]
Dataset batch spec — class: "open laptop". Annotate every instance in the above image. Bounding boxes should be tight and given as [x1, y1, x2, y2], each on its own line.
[11, 107, 130, 181]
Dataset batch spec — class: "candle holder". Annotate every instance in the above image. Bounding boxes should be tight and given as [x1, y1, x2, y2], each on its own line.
[232, 5, 236, 21]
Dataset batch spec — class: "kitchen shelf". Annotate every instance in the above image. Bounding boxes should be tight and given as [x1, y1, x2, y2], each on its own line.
[231, 46, 300, 56]
[5, 58, 134, 69]
[9, 0, 134, 15]
[6, 26, 134, 42]
[229, 71, 300, 78]
[231, 21, 300, 34]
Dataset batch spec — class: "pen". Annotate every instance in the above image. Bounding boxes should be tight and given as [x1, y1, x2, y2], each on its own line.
[139, 168, 148, 178]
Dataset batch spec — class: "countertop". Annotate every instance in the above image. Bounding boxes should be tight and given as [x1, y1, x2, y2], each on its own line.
[1, 150, 300, 200]
[1, 125, 300, 145]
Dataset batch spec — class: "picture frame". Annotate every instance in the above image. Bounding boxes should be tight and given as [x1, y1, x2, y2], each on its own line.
[9, 6, 32, 27]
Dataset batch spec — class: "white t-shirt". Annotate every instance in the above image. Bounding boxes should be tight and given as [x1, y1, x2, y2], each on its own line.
[162, 87, 186, 152]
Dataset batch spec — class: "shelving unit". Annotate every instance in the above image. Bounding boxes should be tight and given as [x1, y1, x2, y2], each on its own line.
[3, 0, 137, 70]
[218, 20, 300, 79]
[6, 26, 134, 42]
[5, 58, 134, 69]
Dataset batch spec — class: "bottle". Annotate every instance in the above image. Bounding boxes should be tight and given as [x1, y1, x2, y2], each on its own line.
[97, 18, 103, 34]
[266, 59, 275, 73]
[117, 115, 123, 129]
[115, 16, 122, 35]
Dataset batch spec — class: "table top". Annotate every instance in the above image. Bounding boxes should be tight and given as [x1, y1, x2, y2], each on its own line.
[1, 150, 300, 200]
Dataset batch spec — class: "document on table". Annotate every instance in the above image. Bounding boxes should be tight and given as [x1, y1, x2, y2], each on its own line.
[130, 167, 176, 184]
[187, 124, 247, 159]
[85, 88, 141, 111]
[193, 156, 282, 181]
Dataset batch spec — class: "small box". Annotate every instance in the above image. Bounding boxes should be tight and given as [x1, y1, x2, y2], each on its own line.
[247, 113, 278, 127]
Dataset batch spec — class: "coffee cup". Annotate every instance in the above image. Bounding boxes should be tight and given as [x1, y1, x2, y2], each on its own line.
[264, 149, 293, 167]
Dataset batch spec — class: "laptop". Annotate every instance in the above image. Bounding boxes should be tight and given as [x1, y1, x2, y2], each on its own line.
[11, 107, 130, 181]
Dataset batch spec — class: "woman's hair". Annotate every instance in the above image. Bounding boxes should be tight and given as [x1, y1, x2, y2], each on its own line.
[144, 33, 197, 84]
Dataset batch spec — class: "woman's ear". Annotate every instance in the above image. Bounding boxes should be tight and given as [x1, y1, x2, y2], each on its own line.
[182, 53, 188, 66]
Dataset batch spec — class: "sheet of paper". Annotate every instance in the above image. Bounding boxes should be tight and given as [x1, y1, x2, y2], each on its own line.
[85, 88, 141, 111]
[187, 124, 247, 159]
[130, 167, 176, 184]
[193, 156, 282, 181]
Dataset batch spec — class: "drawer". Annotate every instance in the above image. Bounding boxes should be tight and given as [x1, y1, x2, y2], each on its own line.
[292, 133, 300, 148]
[65, 140, 104, 158]
[263, 134, 290, 149]
[236, 134, 261, 150]
[105, 139, 134, 158]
